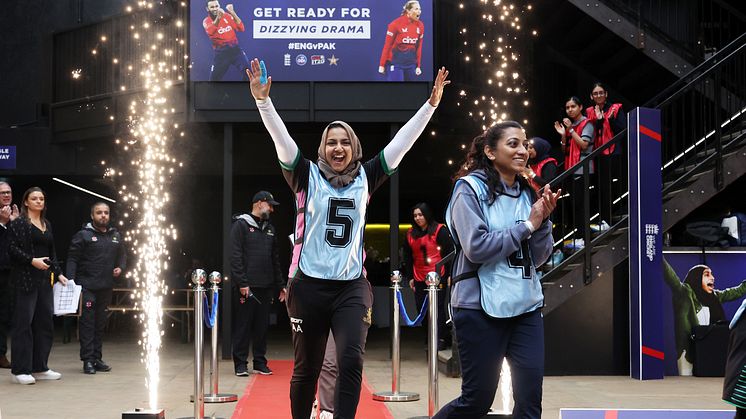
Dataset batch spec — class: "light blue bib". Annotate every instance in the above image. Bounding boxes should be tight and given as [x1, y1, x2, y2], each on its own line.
[299, 164, 368, 280]
[447, 175, 543, 318]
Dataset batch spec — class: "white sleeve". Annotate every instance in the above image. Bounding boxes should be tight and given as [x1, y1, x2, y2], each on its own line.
[382, 101, 436, 170]
[255, 97, 300, 166]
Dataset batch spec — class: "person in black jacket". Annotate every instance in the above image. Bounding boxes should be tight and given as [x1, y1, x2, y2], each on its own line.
[8, 187, 68, 385]
[230, 190, 284, 376]
[0, 181, 20, 369]
[66, 202, 126, 374]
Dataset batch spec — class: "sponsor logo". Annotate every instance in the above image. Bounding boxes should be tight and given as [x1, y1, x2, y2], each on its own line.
[296, 54, 307, 66]
[284, 53, 291, 66]
[91, 236, 98, 242]
[363, 308, 372, 326]
[401, 27, 408, 33]
[402, 36, 418, 44]
[290, 317, 304, 333]
[217, 26, 233, 35]
[311, 55, 325, 65]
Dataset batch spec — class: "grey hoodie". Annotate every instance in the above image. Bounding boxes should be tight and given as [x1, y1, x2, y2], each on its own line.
[447, 170, 553, 311]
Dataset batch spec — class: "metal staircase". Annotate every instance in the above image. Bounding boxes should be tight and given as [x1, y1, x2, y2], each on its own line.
[541, 32, 746, 314]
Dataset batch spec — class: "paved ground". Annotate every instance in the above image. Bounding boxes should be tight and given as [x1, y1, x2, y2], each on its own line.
[0, 324, 732, 418]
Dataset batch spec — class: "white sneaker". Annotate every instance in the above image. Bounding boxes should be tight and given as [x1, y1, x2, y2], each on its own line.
[319, 411, 334, 419]
[11, 374, 36, 385]
[33, 369, 62, 380]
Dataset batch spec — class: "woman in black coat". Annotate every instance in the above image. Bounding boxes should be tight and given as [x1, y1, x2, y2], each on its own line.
[8, 187, 68, 385]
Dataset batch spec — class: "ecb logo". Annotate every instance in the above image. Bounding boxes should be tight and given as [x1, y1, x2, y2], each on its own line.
[296, 54, 308, 66]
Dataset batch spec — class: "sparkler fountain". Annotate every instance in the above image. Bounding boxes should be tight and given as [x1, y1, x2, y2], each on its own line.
[119, 1, 187, 417]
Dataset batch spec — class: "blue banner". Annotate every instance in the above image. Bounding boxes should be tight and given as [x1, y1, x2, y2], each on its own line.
[190, 0, 434, 82]
[662, 250, 746, 375]
[0, 146, 16, 170]
[628, 107, 664, 380]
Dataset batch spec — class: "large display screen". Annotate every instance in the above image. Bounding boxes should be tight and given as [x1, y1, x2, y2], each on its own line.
[190, 0, 434, 82]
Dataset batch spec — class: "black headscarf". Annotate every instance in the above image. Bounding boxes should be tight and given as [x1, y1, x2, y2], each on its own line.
[684, 265, 725, 323]
[529, 137, 552, 165]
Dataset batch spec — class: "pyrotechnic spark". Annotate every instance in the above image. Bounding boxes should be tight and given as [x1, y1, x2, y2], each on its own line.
[114, 0, 187, 410]
[453, 2, 536, 409]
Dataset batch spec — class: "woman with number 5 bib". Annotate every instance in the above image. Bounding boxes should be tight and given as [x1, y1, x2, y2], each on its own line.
[435, 122, 559, 419]
[245, 59, 450, 419]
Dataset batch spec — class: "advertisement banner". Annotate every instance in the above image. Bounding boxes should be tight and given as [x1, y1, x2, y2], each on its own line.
[0, 146, 16, 170]
[190, 0, 434, 82]
[628, 107, 664, 380]
[662, 250, 746, 375]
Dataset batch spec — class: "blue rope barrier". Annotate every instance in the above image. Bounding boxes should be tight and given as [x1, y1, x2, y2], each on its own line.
[203, 291, 219, 328]
[395, 288, 428, 327]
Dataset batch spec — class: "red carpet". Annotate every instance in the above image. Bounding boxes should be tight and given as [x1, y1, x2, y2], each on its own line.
[232, 360, 394, 419]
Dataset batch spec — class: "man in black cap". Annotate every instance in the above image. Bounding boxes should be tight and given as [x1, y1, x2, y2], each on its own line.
[230, 190, 284, 376]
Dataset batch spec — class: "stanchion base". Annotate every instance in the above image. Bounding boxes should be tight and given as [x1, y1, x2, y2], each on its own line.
[189, 393, 238, 403]
[204, 393, 238, 403]
[372, 391, 420, 402]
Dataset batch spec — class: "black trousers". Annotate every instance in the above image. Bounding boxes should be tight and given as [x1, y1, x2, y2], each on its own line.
[286, 278, 372, 419]
[0, 269, 14, 356]
[79, 288, 112, 362]
[11, 283, 54, 375]
[413, 280, 451, 345]
[231, 286, 273, 371]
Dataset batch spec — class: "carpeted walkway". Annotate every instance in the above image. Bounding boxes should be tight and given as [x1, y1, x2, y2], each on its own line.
[231, 360, 394, 419]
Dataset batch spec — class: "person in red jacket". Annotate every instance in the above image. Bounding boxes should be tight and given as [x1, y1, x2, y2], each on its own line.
[402, 202, 454, 350]
[523, 137, 559, 193]
[586, 82, 626, 224]
[378, 1, 425, 81]
[202, 0, 249, 81]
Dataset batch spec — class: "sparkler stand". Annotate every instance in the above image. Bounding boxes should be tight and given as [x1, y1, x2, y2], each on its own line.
[372, 271, 420, 402]
[202, 272, 237, 403]
[409, 272, 440, 419]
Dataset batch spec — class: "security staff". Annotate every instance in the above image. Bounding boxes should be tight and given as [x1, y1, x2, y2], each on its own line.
[230, 190, 284, 376]
[66, 202, 126, 374]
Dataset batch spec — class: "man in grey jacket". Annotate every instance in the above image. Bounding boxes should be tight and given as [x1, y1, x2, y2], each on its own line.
[230, 191, 284, 376]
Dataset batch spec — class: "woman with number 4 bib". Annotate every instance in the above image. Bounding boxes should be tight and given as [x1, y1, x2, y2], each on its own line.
[245, 59, 449, 419]
[435, 122, 559, 419]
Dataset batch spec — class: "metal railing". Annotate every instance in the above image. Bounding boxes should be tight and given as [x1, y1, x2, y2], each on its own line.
[604, 0, 746, 63]
[542, 33, 746, 284]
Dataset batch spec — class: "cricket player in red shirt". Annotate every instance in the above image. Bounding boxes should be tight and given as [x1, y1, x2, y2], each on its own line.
[378, 1, 425, 81]
[203, 0, 249, 81]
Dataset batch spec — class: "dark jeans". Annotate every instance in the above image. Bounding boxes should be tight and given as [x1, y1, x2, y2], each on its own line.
[231, 286, 273, 371]
[11, 283, 54, 375]
[413, 280, 451, 345]
[79, 288, 112, 362]
[286, 278, 372, 419]
[209, 45, 249, 81]
[0, 270, 14, 356]
[434, 308, 544, 419]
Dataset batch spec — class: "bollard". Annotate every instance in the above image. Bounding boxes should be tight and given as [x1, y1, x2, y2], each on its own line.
[372, 271, 419, 402]
[410, 271, 441, 419]
[425, 271, 440, 416]
[191, 269, 206, 419]
[203, 272, 237, 403]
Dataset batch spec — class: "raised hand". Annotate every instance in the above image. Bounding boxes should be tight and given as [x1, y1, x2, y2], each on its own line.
[595, 105, 604, 120]
[553, 121, 565, 135]
[428, 67, 450, 107]
[539, 184, 560, 215]
[246, 58, 272, 100]
[225, 4, 234, 13]
[562, 118, 572, 128]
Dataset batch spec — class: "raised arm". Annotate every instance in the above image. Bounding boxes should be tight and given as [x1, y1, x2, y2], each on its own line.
[246, 59, 299, 166]
[382, 67, 449, 169]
